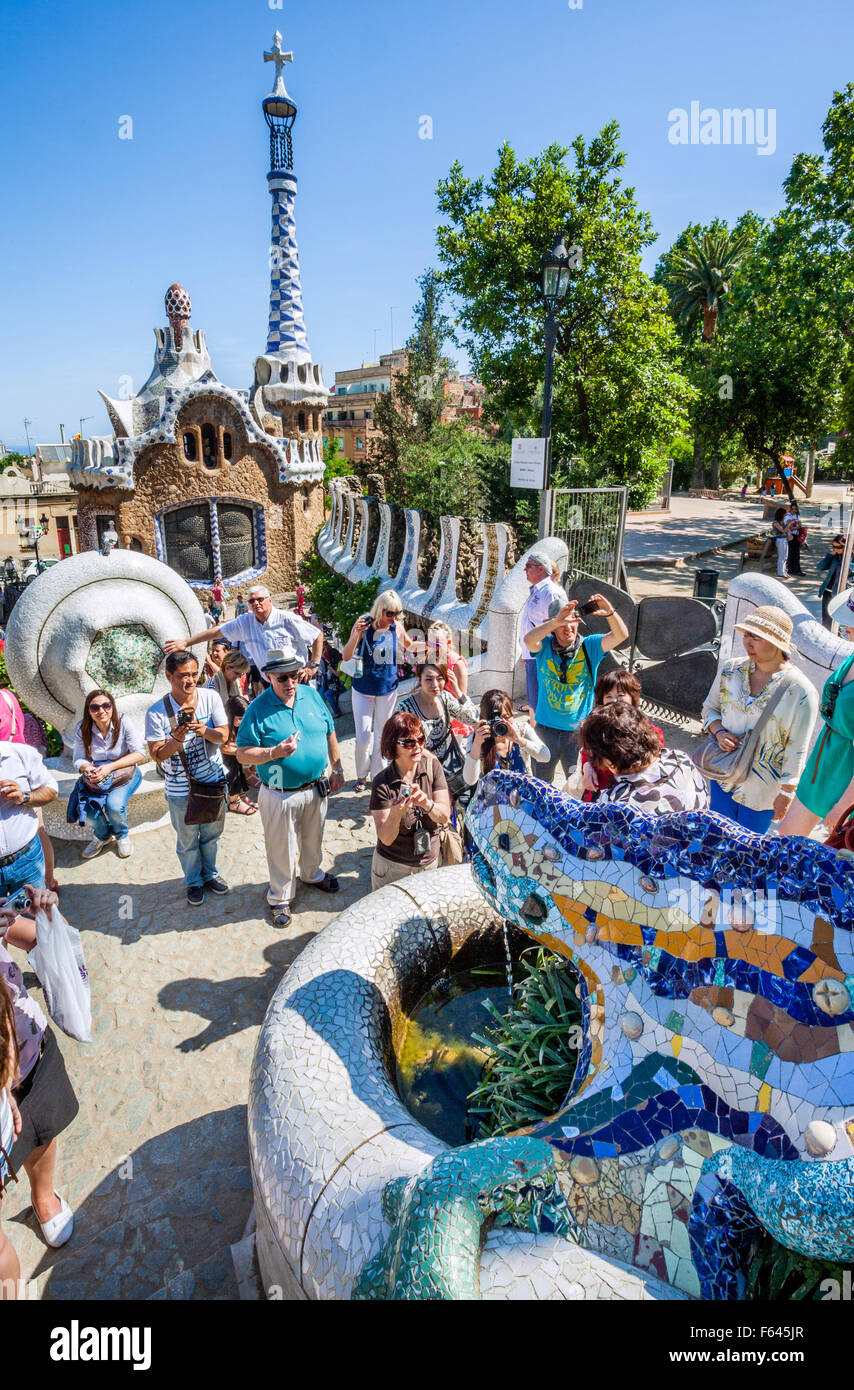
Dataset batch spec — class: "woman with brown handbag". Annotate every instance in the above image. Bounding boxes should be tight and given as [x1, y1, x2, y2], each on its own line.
[779, 588, 854, 840]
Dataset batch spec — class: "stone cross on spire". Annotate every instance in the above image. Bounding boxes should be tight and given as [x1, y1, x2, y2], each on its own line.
[264, 30, 293, 97]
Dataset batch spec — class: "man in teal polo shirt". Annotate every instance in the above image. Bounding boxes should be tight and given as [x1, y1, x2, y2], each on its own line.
[524, 597, 629, 784]
[236, 650, 345, 927]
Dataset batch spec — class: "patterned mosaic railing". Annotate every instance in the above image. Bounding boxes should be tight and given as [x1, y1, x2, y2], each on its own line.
[318, 481, 562, 699]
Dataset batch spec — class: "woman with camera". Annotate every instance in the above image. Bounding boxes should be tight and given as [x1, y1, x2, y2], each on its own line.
[369, 711, 452, 891]
[462, 691, 549, 789]
[72, 689, 146, 860]
[342, 591, 412, 792]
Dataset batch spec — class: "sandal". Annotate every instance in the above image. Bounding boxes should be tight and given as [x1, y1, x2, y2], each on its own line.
[354, 780, 368, 793]
[229, 797, 258, 815]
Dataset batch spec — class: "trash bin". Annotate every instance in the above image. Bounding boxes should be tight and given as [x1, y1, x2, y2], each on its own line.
[694, 568, 719, 601]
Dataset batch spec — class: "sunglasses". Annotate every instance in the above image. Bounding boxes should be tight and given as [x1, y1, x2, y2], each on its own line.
[398, 736, 424, 749]
[271, 672, 298, 683]
[248, 597, 267, 605]
[89, 701, 112, 713]
[384, 610, 401, 618]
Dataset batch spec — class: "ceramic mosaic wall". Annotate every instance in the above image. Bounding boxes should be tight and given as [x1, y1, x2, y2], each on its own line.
[85, 624, 164, 698]
[267, 173, 309, 358]
[447, 772, 853, 1298]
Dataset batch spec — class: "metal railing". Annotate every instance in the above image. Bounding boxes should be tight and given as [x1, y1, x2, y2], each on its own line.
[545, 486, 628, 587]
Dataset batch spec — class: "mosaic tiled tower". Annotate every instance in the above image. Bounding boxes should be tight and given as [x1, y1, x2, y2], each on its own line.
[248, 30, 327, 434]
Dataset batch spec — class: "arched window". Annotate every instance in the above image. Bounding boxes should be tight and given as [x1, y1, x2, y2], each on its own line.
[163, 504, 214, 582]
[182, 432, 197, 461]
[298, 410, 306, 433]
[222, 431, 233, 460]
[302, 484, 311, 512]
[201, 423, 218, 469]
[128, 537, 143, 553]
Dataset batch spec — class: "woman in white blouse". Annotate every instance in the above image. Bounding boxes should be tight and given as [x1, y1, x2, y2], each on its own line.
[73, 690, 146, 860]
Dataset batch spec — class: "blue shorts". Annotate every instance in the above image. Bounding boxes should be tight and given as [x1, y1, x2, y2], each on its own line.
[0, 833, 46, 900]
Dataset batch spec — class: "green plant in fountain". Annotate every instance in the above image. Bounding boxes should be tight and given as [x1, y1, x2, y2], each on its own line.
[468, 947, 582, 1138]
[745, 1230, 852, 1301]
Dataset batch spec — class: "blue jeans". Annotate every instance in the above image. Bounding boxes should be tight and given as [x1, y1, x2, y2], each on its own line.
[90, 767, 143, 842]
[524, 659, 539, 712]
[0, 833, 46, 898]
[710, 781, 774, 835]
[167, 796, 225, 889]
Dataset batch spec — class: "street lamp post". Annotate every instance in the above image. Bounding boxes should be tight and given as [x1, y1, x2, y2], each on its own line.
[16, 512, 50, 574]
[538, 235, 574, 538]
[23, 417, 34, 461]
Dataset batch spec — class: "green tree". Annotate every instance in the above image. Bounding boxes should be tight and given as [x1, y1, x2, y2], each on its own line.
[0, 451, 26, 471]
[322, 436, 356, 484]
[434, 128, 694, 505]
[655, 218, 759, 488]
[708, 225, 843, 499]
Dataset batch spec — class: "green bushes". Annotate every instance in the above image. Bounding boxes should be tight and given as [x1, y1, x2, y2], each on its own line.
[299, 551, 380, 643]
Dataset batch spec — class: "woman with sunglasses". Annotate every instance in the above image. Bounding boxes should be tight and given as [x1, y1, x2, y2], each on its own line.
[342, 590, 413, 792]
[369, 711, 451, 890]
[72, 690, 146, 859]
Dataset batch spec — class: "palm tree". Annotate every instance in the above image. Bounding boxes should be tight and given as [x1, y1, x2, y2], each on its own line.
[666, 229, 751, 341]
[665, 229, 751, 487]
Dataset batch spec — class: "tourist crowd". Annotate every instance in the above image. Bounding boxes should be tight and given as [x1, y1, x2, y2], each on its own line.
[2, 566, 853, 1296]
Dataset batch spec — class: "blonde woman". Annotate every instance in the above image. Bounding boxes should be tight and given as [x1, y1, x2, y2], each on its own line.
[342, 590, 413, 791]
[206, 647, 250, 708]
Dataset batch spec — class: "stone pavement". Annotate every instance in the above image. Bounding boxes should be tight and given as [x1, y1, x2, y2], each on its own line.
[2, 725, 377, 1300]
[623, 494, 766, 566]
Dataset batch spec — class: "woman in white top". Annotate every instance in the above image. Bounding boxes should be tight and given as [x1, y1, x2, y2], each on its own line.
[463, 690, 550, 789]
[0, 973, 22, 1298]
[72, 689, 146, 861]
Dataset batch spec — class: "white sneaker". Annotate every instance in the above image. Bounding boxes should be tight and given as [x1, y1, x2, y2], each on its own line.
[116, 838, 133, 859]
[82, 837, 112, 859]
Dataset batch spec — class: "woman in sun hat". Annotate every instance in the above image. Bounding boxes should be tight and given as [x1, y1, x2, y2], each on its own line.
[778, 588, 854, 838]
[701, 605, 818, 834]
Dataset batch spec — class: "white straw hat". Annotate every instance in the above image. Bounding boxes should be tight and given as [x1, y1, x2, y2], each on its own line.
[734, 605, 795, 655]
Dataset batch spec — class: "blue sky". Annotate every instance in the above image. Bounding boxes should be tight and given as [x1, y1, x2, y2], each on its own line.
[0, 0, 851, 450]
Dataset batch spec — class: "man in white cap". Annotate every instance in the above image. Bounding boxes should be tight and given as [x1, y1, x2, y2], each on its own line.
[235, 650, 345, 928]
[164, 585, 323, 687]
[519, 551, 568, 714]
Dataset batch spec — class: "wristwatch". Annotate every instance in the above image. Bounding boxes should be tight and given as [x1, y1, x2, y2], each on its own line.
[21, 791, 30, 805]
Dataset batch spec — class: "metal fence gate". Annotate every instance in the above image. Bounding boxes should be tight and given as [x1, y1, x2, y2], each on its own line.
[545, 486, 628, 587]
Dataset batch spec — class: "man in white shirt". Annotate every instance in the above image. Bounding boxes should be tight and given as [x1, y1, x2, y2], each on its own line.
[518, 551, 568, 713]
[145, 650, 230, 907]
[164, 585, 323, 688]
[0, 742, 58, 898]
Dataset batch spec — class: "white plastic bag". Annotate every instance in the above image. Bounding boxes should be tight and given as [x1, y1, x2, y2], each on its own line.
[29, 905, 92, 1043]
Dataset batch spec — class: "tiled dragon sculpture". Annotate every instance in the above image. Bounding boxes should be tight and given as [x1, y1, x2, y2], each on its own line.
[354, 771, 854, 1300]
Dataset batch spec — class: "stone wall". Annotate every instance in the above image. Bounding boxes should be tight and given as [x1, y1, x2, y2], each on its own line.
[75, 391, 325, 596]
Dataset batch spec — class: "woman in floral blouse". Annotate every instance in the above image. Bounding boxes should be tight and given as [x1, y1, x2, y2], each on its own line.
[701, 606, 818, 834]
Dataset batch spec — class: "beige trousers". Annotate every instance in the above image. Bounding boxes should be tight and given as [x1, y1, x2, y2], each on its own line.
[258, 782, 326, 907]
[370, 848, 439, 892]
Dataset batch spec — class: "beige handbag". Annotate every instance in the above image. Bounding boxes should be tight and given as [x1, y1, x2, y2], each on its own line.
[440, 823, 465, 865]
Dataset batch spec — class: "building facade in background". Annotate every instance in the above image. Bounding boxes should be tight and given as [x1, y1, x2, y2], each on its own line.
[321, 358, 486, 465]
[67, 32, 327, 599]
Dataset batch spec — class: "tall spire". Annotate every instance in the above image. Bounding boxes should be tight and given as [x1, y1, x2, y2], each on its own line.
[262, 30, 308, 361]
[249, 31, 327, 430]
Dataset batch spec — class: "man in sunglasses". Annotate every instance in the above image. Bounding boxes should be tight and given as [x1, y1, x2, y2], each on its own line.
[524, 596, 628, 784]
[235, 650, 345, 928]
[165, 585, 323, 689]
